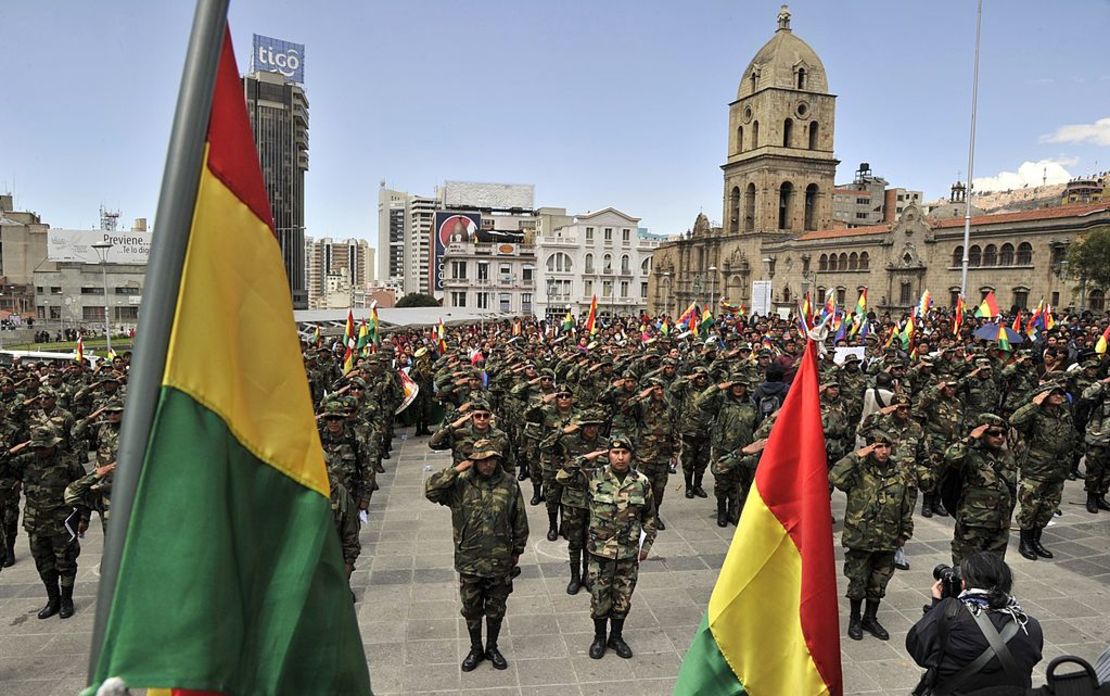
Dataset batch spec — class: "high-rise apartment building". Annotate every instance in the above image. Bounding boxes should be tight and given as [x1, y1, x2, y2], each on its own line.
[242, 69, 309, 308]
[377, 186, 434, 296]
[305, 236, 372, 308]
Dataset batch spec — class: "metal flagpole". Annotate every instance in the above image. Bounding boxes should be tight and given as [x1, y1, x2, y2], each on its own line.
[960, 0, 983, 298]
[88, 0, 230, 680]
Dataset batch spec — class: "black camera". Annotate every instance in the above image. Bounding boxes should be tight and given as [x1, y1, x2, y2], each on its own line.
[933, 564, 962, 599]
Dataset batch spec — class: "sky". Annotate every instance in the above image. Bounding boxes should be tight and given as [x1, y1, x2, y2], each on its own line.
[2, 0, 1108, 245]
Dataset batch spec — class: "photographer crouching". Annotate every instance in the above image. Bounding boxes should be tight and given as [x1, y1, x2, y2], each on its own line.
[907, 552, 1043, 695]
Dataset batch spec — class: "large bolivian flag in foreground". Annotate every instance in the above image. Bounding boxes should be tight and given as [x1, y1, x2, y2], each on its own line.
[85, 23, 371, 696]
[674, 340, 841, 696]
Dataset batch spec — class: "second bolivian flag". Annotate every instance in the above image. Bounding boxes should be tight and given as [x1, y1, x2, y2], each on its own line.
[674, 339, 842, 696]
[86, 27, 370, 696]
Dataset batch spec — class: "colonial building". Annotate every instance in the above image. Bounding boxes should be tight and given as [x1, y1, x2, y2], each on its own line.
[648, 6, 1110, 317]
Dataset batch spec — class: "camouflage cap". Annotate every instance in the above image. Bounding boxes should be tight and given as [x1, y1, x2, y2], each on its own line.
[320, 401, 350, 418]
[891, 394, 911, 407]
[539, 369, 556, 380]
[691, 366, 710, 376]
[977, 413, 1007, 429]
[1082, 357, 1101, 369]
[30, 426, 62, 448]
[36, 387, 59, 401]
[468, 438, 502, 460]
[867, 429, 894, 445]
[974, 357, 993, 368]
[1034, 380, 1067, 396]
[347, 376, 368, 389]
[647, 377, 666, 388]
[104, 399, 125, 412]
[468, 399, 492, 413]
[737, 342, 753, 351]
[608, 435, 634, 452]
[842, 353, 861, 363]
[577, 408, 607, 426]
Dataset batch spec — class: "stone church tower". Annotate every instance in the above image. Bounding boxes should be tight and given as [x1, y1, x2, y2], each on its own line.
[723, 5, 838, 238]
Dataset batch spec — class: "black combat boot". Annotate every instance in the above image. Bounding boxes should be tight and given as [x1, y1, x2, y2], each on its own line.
[728, 495, 741, 525]
[546, 507, 559, 542]
[59, 580, 75, 619]
[530, 482, 543, 506]
[589, 617, 608, 659]
[716, 498, 728, 527]
[932, 496, 949, 517]
[37, 572, 60, 620]
[517, 465, 528, 482]
[607, 617, 633, 658]
[566, 550, 583, 595]
[461, 619, 485, 672]
[581, 552, 591, 591]
[861, 599, 889, 640]
[1032, 528, 1054, 559]
[1088, 492, 1100, 514]
[921, 494, 934, 518]
[684, 470, 695, 499]
[1018, 529, 1038, 561]
[692, 473, 708, 498]
[1098, 495, 1110, 511]
[485, 617, 508, 670]
[847, 598, 863, 641]
[655, 491, 666, 530]
[3, 539, 14, 568]
[1070, 466, 1085, 480]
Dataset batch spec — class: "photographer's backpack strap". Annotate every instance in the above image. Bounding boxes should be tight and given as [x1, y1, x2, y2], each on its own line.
[944, 612, 1021, 694]
[1042, 655, 1108, 695]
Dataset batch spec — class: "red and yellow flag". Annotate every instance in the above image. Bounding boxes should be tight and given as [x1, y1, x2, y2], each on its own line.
[75, 334, 84, 364]
[1096, 325, 1110, 354]
[953, 295, 965, 336]
[974, 289, 1000, 318]
[86, 27, 369, 696]
[584, 294, 598, 335]
[675, 340, 841, 695]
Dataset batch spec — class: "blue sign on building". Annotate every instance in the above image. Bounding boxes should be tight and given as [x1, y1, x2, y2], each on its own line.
[252, 34, 305, 83]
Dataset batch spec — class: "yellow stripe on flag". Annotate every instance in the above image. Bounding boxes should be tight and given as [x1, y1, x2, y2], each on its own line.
[163, 150, 328, 497]
[707, 485, 830, 696]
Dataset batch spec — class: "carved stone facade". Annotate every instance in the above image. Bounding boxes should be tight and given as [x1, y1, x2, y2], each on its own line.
[649, 6, 1110, 316]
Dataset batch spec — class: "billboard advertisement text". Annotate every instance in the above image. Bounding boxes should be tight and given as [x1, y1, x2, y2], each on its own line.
[252, 34, 305, 83]
[47, 229, 152, 265]
[432, 212, 481, 296]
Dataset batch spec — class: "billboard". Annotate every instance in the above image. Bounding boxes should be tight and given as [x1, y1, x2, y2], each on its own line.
[441, 182, 533, 210]
[432, 212, 481, 295]
[252, 34, 305, 83]
[47, 229, 152, 265]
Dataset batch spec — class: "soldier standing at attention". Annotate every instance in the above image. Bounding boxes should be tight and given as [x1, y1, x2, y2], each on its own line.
[1081, 375, 1110, 513]
[942, 414, 1018, 565]
[624, 378, 676, 530]
[318, 402, 371, 577]
[913, 379, 962, 518]
[673, 367, 713, 499]
[573, 436, 656, 660]
[66, 400, 124, 535]
[830, 430, 912, 641]
[425, 439, 528, 673]
[428, 399, 512, 473]
[1011, 382, 1076, 561]
[551, 408, 610, 594]
[701, 373, 758, 527]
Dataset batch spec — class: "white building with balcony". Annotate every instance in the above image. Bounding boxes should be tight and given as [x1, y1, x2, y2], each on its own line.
[533, 208, 658, 321]
[440, 239, 537, 315]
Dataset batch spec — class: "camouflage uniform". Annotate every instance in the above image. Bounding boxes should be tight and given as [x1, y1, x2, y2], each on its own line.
[428, 418, 512, 473]
[328, 470, 361, 571]
[1082, 380, 1110, 507]
[959, 361, 1002, 425]
[626, 386, 676, 525]
[552, 416, 609, 593]
[942, 415, 1018, 565]
[913, 380, 964, 515]
[820, 388, 852, 467]
[1011, 388, 1076, 534]
[526, 396, 578, 513]
[703, 381, 758, 523]
[673, 370, 714, 497]
[837, 358, 869, 437]
[860, 396, 925, 521]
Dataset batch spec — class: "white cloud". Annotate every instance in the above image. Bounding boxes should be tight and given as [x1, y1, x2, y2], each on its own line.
[1041, 117, 1110, 146]
[973, 158, 1076, 192]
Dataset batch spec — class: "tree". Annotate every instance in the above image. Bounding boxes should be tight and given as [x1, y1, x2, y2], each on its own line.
[1066, 226, 1110, 298]
[395, 293, 440, 308]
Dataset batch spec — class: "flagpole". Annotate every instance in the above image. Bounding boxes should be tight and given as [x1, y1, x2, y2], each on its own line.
[88, 0, 230, 680]
[959, 0, 983, 298]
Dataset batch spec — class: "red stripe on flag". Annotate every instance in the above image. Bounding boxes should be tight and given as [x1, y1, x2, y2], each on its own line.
[205, 30, 274, 230]
[751, 341, 842, 695]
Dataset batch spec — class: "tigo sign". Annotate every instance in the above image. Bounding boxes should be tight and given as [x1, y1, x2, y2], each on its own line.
[252, 34, 304, 83]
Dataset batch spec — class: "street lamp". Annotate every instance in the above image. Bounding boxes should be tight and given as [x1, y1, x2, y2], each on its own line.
[708, 265, 717, 305]
[662, 271, 671, 317]
[92, 242, 114, 354]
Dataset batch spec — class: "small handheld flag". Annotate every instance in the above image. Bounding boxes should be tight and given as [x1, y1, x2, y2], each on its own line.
[974, 290, 1000, 319]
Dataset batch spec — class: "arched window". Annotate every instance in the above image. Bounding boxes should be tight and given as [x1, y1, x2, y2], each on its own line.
[546, 252, 572, 273]
[744, 183, 756, 232]
[999, 243, 1014, 266]
[838, 252, 848, 270]
[1016, 242, 1033, 265]
[952, 246, 963, 267]
[848, 252, 858, 270]
[750, 72, 758, 92]
[837, 287, 847, 306]
[778, 181, 794, 230]
[804, 183, 818, 231]
[620, 255, 630, 274]
[827, 254, 837, 271]
[859, 252, 870, 270]
[729, 186, 740, 233]
[783, 286, 791, 304]
[968, 245, 981, 267]
[983, 244, 997, 266]
[737, 126, 744, 153]
[796, 68, 807, 89]
[783, 118, 794, 148]
[1090, 288, 1106, 312]
[640, 256, 652, 275]
[603, 253, 613, 273]
[819, 254, 828, 271]
[752, 121, 759, 148]
[900, 281, 913, 305]
[808, 121, 819, 150]
[584, 253, 594, 274]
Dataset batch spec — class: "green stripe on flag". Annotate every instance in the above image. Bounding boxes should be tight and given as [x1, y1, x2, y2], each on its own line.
[674, 614, 747, 696]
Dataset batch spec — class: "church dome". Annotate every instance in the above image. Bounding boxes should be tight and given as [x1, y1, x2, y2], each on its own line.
[737, 5, 828, 99]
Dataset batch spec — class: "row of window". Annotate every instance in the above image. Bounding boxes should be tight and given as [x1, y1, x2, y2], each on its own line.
[951, 243, 1033, 267]
[580, 280, 649, 299]
[728, 182, 821, 233]
[819, 252, 871, 272]
[736, 118, 819, 154]
[583, 227, 633, 244]
[35, 286, 142, 295]
[449, 262, 535, 283]
[546, 253, 653, 275]
[447, 291, 533, 312]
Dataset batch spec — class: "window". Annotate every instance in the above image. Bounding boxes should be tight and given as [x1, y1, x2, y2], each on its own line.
[783, 118, 793, 148]
[114, 306, 139, 321]
[837, 288, 846, 306]
[783, 286, 791, 303]
[546, 252, 573, 273]
[603, 254, 613, 273]
[950, 290, 961, 308]
[81, 287, 105, 295]
[476, 292, 490, 309]
[1016, 242, 1032, 265]
[856, 212, 868, 219]
[752, 120, 759, 148]
[522, 267, 533, 284]
[584, 280, 594, 297]
[808, 121, 818, 150]
[113, 286, 142, 295]
[802, 257, 811, 274]
[640, 256, 652, 275]
[584, 253, 594, 274]
[50, 287, 62, 295]
[900, 282, 912, 305]
[603, 280, 613, 297]
[477, 262, 489, 281]
[737, 125, 744, 153]
[859, 252, 869, 270]
[796, 68, 806, 89]
[827, 254, 837, 271]
[804, 184, 818, 231]
[1051, 291, 1060, 307]
[983, 244, 997, 266]
[450, 261, 467, 280]
[952, 246, 963, 267]
[621, 255, 630, 274]
[499, 264, 512, 285]
[585, 227, 594, 242]
[1050, 244, 1067, 268]
[729, 186, 741, 233]
[500, 293, 511, 312]
[1089, 289, 1105, 312]
[522, 293, 533, 314]
[1012, 289, 1029, 310]
[744, 183, 756, 232]
[83, 306, 106, 321]
[999, 243, 1014, 266]
[35, 286, 43, 293]
[450, 291, 467, 307]
[838, 253, 848, 269]
[640, 282, 648, 298]
[778, 181, 794, 229]
[604, 228, 613, 243]
[819, 254, 828, 271]
[49, 306, 61, 320]
[622, 228, 630, 244]
[620, 281, 629, 298]
[968, 245, 981, 267]
[848, 252, 858, 270]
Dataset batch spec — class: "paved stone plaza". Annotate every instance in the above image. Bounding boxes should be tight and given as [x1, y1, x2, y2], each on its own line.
[0, 426, 1108, 695]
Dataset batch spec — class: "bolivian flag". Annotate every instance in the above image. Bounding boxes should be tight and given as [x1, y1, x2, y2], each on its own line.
[584, 294, 599, 335]
[953, 295, 965, 336]
[1096, 325, 1110, 354]
[974, 289, 1000, 318]
[675, 340, 841, 695]
[75, 334, 84, 364]
[85, 26, 370, 696]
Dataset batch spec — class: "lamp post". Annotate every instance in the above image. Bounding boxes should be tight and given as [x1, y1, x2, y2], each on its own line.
[708, 265, 717, 306]
[662, 271, 671, 318]
[92, 242, 114, 354]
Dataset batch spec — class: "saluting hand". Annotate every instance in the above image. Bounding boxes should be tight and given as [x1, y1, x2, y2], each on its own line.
[969, 423, 989, 440]
[95, 462, 117, 478]
[854, 443, 877, 458]
[741, 438, 768, 456]
[455, 459, 474, 473]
